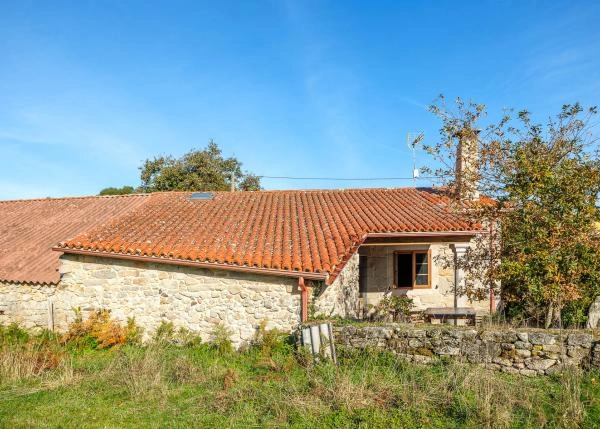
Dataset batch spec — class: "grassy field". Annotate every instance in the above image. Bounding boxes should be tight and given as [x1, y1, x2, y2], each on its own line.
[1, 324, 600, 428]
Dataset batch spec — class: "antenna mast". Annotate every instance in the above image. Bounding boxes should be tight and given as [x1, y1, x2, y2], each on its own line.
[406, 132, 424, 186]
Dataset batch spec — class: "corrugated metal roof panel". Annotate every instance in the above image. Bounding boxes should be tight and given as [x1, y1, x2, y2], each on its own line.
[0, 194, 149, 284]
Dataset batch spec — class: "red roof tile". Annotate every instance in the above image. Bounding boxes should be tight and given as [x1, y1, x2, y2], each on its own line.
[57, 188, 482, 283]
[0, 194, 149, 284]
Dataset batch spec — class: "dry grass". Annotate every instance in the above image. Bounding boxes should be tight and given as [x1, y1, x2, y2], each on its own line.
[460, 365, 537, 428]
[0, 344, 73, 385]
[0, 324, 598, 428]
[106, 345, 166, 397]
[555, 367, 585, 428]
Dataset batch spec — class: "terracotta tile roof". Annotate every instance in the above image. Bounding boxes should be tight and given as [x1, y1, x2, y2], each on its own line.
[57, 188, 482, 283]
[0, 194, 149, 284]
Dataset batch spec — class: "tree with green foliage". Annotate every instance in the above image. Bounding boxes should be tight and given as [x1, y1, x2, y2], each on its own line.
[425, 96, 600, 328]
[139, 140, 261, 192]
[98, 140, 261, 194]
[98, 186, 136, 196]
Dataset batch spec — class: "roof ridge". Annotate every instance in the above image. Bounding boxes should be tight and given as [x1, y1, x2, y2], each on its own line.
[166, 187, 438, 195]
[0, 193, 150, 204]
[0, 187, 444, 203]
[233, 186, 436, 193]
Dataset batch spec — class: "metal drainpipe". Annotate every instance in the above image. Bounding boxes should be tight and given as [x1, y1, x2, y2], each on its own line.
[299, 276, 308, 322]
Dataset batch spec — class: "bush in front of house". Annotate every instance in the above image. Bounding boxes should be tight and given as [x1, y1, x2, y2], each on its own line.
[371, 295, 414, 322]
[1, 321, 600, 427]
[61, 308, 142, 349]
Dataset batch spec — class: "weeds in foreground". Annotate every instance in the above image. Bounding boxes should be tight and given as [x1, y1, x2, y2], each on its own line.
[0, 324, 73, 387]
[210, 323, 234, 355]
[555, 367, 585, 427]
[0, 345, 72, 385]
[0, 323, 597, 428]
[62, 308, 142, 349]
[108, 345, 165, 397]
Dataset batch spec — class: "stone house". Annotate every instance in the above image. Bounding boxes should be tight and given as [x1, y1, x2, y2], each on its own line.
[0, 187, 495, 346]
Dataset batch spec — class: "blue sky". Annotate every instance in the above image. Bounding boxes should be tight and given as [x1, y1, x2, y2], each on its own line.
[1, 1, 599, 199]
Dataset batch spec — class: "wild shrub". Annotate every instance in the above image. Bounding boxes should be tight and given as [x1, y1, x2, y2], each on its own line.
[371, 296, 414, 322]
[152, 321, 203, 346]
[295, 344, 313, 368]
[153, 320, 175, 343]
[175, 327, 203, 346]
[253, 320, 292, 357]
[0, 322, 30, 345]
[250, 321, 296, 373]
[34, 328, 60, 344]
[210, 323, 233, 355]
[124, 318, 143, 344]
[62, 309, 142, 349]
[222, 367, 238, 390]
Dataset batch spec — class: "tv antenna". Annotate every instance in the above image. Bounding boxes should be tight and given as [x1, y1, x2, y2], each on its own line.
[406, 132, 424, 186]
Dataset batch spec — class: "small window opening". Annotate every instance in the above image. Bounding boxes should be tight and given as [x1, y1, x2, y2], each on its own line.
[395, 250, 430, 289]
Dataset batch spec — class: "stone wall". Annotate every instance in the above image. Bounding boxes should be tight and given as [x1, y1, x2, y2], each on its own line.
[0, 253, 363, 348]
[0, 281, 55, 329]
[312, 253, 360, 319]
[1, 254, 303, 347]
[334, 324, 599, 375]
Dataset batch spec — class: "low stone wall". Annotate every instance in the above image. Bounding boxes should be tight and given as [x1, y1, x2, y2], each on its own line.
[334, 324, 599, 375]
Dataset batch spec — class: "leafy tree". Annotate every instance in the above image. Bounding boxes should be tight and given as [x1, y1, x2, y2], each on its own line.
[99, 186, 136, 196]
[139, 140, 261, 192]
[425, 96, 600, 327]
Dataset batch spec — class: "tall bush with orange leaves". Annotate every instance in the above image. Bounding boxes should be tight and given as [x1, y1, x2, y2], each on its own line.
[62, 309, 142, 349]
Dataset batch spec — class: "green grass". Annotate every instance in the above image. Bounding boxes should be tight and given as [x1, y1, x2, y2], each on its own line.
[1, 328, 599, 428]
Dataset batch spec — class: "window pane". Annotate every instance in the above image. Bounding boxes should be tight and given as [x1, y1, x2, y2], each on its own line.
[396, 253, 413, 287]
[415, 252, 428, 286]
[415, 274, 429, 285]
[415, 253, 428, 276]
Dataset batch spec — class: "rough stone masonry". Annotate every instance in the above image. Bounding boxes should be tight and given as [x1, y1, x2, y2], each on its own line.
[0, 253, 359, 348]
[334, 324, 600, 375]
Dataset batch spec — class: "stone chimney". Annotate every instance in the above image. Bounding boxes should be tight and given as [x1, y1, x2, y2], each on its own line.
[455, 127, 480, 200]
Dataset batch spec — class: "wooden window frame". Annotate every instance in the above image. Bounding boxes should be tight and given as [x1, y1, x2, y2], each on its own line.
[393, 250, 431, 289]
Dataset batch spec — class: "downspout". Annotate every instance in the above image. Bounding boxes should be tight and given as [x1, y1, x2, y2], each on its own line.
[299, 276, 308, 323]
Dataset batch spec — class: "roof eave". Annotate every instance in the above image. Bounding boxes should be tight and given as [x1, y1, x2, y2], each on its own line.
[53, 247, 329, 282]
[366, 230, 484, 239]
[0, 278, 59, 286]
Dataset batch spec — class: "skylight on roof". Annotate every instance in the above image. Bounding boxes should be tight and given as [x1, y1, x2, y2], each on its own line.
[190, 192, 214, 200]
